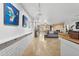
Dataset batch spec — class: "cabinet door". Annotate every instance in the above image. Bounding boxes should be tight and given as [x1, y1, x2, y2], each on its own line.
[60, 38, 79, 56]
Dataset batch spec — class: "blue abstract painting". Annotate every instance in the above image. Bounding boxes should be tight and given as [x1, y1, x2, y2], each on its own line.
[22, 15, 28, 27]
[4, 3, 19, 25]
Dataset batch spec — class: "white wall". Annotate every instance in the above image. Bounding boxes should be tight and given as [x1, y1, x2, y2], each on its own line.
[0, 3, 34, 56]
[0, 3, 33, 44]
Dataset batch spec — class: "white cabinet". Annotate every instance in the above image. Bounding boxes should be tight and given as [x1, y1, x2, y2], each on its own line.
[59, 38, 79, 56]
[0, 33, 33, 56]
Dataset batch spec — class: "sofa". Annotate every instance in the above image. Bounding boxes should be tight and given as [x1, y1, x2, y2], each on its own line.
[44, 31, 58, 38]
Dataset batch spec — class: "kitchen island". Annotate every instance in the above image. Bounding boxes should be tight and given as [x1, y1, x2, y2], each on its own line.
[59, 32, 79, 56]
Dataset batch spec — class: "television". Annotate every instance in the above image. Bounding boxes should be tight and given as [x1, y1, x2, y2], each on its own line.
[4, 3, 19, 26]
[76, 22, 79, 29]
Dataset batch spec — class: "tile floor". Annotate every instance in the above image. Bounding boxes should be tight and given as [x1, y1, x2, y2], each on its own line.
[22, 32, 60, 56]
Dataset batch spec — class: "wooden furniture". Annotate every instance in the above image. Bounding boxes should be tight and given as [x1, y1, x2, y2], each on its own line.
[68, 30, 79, 39]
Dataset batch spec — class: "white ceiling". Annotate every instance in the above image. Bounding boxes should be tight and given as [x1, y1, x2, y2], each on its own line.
[22, 3, 79, 24]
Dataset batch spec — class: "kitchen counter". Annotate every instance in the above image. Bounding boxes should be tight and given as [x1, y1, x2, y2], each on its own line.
[68, 30, 79, 39]
[59, 33, 79, 44]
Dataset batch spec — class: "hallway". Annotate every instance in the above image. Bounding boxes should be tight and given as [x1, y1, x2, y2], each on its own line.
[22, 32, 60, 56]
[0, 3, 79, 56]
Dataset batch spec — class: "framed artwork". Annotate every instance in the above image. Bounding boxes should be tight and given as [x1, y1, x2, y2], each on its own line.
[22, 15, 30, 28]
[22, 15, 28, 27]
[76, 22, 79, 29]
[4, 3, 19, 26]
